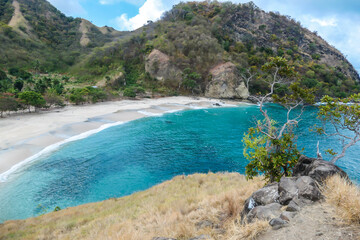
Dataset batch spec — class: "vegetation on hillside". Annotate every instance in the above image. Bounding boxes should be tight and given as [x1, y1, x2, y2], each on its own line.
[70, 1, 359, 98]
[1, 0, 358, 103]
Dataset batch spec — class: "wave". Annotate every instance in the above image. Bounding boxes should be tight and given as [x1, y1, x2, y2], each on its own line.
[0, 121, 125, 182]
[0, 103, 243, 182]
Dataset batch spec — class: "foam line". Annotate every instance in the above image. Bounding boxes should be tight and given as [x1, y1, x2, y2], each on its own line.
[0, 121, 125, 182]
[137, 110, 163, 116]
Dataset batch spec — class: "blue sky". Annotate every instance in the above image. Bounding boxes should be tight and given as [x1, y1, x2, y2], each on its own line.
[48, 0, 360, 73]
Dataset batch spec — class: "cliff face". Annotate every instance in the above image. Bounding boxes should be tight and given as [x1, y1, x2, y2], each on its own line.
[205, 62, 249, 99]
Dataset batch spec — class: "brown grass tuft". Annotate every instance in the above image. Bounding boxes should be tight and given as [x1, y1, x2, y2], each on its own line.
[226, 218, 270, 240]
[322, 175, 360, 225]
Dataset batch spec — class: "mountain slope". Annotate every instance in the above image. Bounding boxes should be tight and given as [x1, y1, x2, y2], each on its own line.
[0, 0, 359, 98]
[0, 0, 122, 71]
[71, 1, 359, 98]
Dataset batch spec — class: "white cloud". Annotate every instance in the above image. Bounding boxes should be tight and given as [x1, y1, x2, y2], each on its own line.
[310, 17, 337, 27]
[115, 0, 165, 30]
[48, 0, 86, 16]
[99, 0, 145, 6]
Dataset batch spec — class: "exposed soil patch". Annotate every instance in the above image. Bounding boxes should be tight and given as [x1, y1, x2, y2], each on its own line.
[259, 202, 360, 240]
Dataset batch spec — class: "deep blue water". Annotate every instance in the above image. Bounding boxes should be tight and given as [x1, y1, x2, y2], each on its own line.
[0, 104, 359, 222]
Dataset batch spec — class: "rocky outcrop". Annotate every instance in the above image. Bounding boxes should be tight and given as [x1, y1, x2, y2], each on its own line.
[293, 155, 348, 183]
[205, 62, 249, 99]
[241, 156, 348, 229]
[145, 49, 182, 87]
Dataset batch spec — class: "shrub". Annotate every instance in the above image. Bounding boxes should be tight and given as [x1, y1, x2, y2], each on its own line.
[123, 87, 136, 98]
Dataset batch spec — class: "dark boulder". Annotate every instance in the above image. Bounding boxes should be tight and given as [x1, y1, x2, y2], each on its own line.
[242, 182, 279, 217]
[296, 176, 322, 201]
[278, 177, 298, 205]
[246, 203, 282, 223]
[293, 156, 348, 183]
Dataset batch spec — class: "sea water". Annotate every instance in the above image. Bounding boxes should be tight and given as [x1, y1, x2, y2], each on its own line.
[0, 104, 359, 221]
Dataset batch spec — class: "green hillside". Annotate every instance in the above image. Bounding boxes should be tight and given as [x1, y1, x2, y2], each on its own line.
[0, 0, 359, 111]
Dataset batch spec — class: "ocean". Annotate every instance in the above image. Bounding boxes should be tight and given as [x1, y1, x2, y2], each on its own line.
[0, 104, 358, 221]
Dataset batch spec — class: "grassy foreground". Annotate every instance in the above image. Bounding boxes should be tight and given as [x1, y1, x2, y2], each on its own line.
[1, 173, 358, 240]
[0, 173, 267, 240]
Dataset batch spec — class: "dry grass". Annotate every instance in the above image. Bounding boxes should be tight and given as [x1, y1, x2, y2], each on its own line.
[322, 175, 360, 225]
[226, 219, 269, 240]
[0, 172, 265, 240]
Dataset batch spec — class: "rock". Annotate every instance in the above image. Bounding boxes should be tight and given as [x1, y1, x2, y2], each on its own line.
[195, 220, 215, 229]
[152, 238, 177, 240]
[269, 217, 289, 230]
[205, 62, 249, 99]
[293, 155, 348, 184]
[280, 211, 297, 221]
[241, 183, 279, 218]
[278, 177, 298, 205]
[286, 200, 301, 212]
[296, 176, 322, 201]
[145, 49, 182, 87]
[247, 203, 282, 222]
[188, 235, 211, 240]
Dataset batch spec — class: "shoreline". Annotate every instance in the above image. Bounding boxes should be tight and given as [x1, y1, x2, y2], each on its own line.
[0, 96, 248, 181]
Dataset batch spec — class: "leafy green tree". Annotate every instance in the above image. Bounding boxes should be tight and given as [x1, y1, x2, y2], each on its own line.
[123, 87, 136, 98]
[0, 70, 12, 92]
[243, 57, 315, 182]
[315, 94, 360, 163]
[14, 79, 24, 91]
[44, 89, 64, 107]
[182, 68, 201, 94]
[0, 93, 18, 117]
[244, 125, 301, 183]
[69, 88, 89, 105]
[18, 91, 46, 112]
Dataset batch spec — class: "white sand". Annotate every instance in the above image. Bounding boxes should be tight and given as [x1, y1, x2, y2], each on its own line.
[0, 96, 244, 180]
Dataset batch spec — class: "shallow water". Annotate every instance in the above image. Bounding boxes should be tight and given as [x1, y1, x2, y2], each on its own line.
[0, 104, 359, 221]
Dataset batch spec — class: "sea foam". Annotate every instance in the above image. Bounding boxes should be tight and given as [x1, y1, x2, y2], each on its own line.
[0, 121, 125, 182]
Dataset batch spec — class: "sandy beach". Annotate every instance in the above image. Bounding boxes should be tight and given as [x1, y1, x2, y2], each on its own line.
[0, 96, 244, 181]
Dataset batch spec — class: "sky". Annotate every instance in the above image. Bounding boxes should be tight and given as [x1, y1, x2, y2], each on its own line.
[48, 0, 360, 73]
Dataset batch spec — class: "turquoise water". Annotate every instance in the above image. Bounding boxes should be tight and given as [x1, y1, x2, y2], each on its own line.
[0, 104, 359, 222]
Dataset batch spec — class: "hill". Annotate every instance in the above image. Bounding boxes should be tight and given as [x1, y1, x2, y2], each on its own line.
[0, 0, 359, 101]
[0, 0, 123, 71]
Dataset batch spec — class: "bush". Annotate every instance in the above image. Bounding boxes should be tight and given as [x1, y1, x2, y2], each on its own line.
[18, 91, 46, 112]
[123, 87, 136, 98]
[243, 126, 301, 183]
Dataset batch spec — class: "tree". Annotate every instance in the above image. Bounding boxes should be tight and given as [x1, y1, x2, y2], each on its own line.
[44, 89, 64, 108]
[0, 93, 18, 117]
[239, 66, 257, 90]
[0, 70, 12, 92]
[181, 68, 201, 94]
[243, 57, 315, 182]
[316, 94, 360, 163]
[18, 91, 46, 112]
[14, 79, 24, 91]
